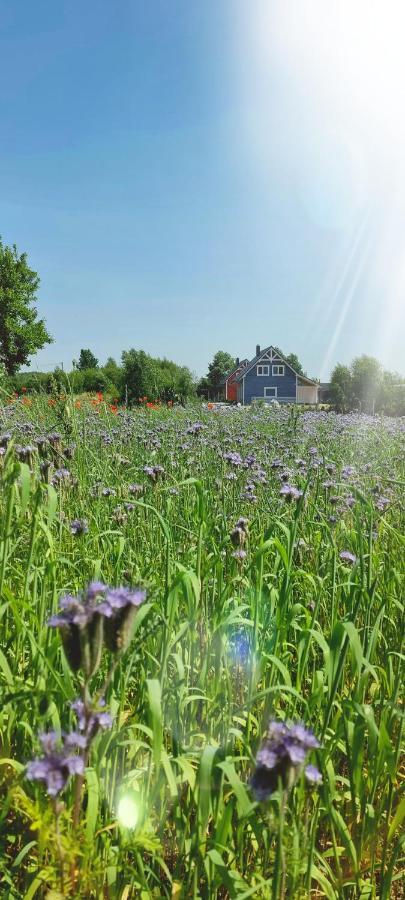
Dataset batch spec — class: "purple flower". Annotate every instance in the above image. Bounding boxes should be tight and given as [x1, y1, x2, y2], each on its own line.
[223, 451, 243, 468]
[71, 699, 113, 740]
[251, 719, 321, 801]
[305, 764, 322, 785]
[70, 518, 89, 536]
[232, 549, 247, 560]
[86, 581, 107, 599]
[39, 731, 59, 753]
[342, 465, 356, 479]
[280, 483, 303, 502]
[52, 467, 71, 486]
[339, 550, 357, 565]
[128, 483, 143, 494]
[97, 587, 146, 617]
[143, 464, 165, 482]
[48, 582, 147, 669]
[26, 732, 85, 797]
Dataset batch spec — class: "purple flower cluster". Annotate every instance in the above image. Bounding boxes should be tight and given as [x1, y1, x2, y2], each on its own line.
[128, 483, 144, 494]
[223, 451, 243, 468]
[48, 583, 146, 670]
[71, 698, 112, 739]
[52, 467, 71, 486]
[26, 698, 113, 796]
[339, 550, 357, 565]
[143, 464, 165, 481]
[70, 518, 89, 536]
[26, 731, 84, 797]
[251, 720, 321, 801]
[280, 483, 303, 502]
[49, 583, 145, 629]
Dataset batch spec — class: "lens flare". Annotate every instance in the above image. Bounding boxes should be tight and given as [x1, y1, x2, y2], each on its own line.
[117, 791, 139, 830]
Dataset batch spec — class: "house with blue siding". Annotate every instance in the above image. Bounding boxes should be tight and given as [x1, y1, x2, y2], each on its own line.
[235, 345, 319, 405]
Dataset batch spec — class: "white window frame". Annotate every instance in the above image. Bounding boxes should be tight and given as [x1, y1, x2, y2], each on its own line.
[264, 386, 277, 398]
[257, 364, 269, 376]
[272, 364, 285, 376]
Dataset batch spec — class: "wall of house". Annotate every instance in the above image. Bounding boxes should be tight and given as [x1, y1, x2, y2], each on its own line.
[243, 363, 297, 404]
[227, 377, 238, 402]
[297, 384, 318, 404]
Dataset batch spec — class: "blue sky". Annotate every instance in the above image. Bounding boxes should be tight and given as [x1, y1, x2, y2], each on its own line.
[1, 0, 404, 379]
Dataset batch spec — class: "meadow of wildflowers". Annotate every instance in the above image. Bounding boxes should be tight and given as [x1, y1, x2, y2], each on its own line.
[0, 393, 403, 898]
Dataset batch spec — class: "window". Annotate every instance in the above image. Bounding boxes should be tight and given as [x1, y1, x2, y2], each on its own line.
[264, 387, 277, 397]
[257, 365, 269, 376]
[272, 364, 285, 376]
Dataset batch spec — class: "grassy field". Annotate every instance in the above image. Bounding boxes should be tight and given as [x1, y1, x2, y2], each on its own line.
[0, 395, 403, 899]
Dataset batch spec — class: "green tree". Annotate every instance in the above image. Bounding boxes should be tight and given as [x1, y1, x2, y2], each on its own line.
[102, 357, 123, 393]
[377, 370, 405, 415]
[274, 348, 306, 376]
[330, 364, 353, 412]
[121, 350, 160, 402]
[0, 238, 52, 374]
[77, 348, 99, 370]
[205, 350, 235, 396]
[351, 355, 382, 412]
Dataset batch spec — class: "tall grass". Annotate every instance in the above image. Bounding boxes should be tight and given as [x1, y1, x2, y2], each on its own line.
[0, 396, 403, 898]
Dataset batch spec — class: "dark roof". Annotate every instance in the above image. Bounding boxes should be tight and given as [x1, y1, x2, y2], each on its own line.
[235, 346, 318, 385]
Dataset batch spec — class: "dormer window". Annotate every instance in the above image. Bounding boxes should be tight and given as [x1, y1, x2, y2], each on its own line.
[272, 364, 285, 376]
[257, 365, 269, 376]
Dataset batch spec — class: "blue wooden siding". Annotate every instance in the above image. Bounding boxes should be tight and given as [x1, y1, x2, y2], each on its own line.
[243, 363, 297, 404]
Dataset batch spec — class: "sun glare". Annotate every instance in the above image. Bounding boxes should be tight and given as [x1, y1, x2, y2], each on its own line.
[234, 0, 405, 370]
[117, 792, 140, 830]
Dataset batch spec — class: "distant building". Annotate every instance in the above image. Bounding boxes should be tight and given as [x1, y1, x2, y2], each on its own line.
[231, 345, 320, 405]
[218, 358, 249, 402]
[319, 382, 332, 403]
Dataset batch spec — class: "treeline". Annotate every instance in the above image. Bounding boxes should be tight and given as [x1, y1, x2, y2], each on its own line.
[6, 349, 197, 404]
[330, 355, 405, 415]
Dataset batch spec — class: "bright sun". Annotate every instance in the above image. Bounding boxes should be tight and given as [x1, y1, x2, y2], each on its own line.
[235, 1, 405, 374]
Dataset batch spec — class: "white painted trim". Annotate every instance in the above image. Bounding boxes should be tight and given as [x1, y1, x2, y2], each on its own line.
[272, 364, 285, 376]
[264, 386, 277, 398]
[257, 365, 270, 376]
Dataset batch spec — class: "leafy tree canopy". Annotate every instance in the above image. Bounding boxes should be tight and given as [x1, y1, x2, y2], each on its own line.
[351, 355, 382, 408]
[207, 351, 236, 390]
[274, 348, 306, 376]
[330, 364, 354, 412]
[121, 349, 195, 404]
[0, 238, 52, 375]
[77, 348, 99, 370]
[330, 355, 405, 413]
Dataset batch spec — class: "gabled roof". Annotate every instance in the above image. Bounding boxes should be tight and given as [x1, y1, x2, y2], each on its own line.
[219, 359, 249, 387]
[235, 346, 318, 385]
